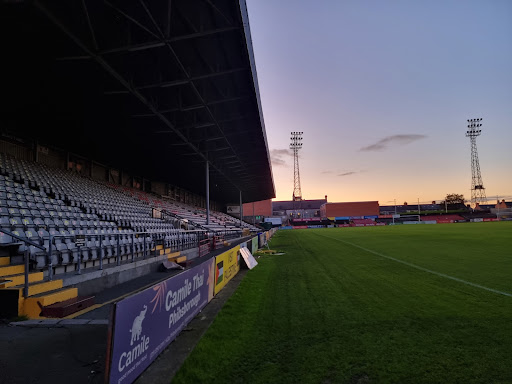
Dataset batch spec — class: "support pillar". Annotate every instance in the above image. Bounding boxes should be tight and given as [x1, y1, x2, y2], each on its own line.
[239, 190, 243, 227]
[206, 161, 210, 225]
[34, 140, 39, 163]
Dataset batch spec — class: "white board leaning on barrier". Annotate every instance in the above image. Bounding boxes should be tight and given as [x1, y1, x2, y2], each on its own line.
[240, 247, 258, 270]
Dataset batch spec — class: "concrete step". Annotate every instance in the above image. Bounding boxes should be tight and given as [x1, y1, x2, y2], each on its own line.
[0, 264, 24, 277]
[12, 279, 63, 297]
[41, 295, 95, 318]
[0, 271, 44, 288]
[169, 255, 187, 264]
[167, 251, 180, 260]
[0, 256, 10, 266]
[23, 287, 78, 318]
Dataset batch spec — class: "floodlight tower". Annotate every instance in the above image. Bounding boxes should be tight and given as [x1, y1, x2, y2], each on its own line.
[466, 118, 486, 206]
[290, 131, 303, 203]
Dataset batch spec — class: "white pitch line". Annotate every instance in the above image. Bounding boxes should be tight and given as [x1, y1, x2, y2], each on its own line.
[316, 233, 512, 298]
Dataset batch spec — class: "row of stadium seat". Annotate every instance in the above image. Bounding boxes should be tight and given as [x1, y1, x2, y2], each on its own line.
[0, 153, 256, 275]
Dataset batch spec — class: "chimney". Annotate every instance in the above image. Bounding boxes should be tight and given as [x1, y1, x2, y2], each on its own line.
[325, 195, 327, 202]
[432, 201, 436, 205]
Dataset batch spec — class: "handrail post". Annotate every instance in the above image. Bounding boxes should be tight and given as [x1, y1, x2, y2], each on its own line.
[76, 245, 81, 275]
[48, 235, 53, 281]
[131, 233, 134, 262]
[99, 234, 103, 270]
[143, 234, 146, 259]
[24, 249, 29, 298]
[116, 234, 120, 266]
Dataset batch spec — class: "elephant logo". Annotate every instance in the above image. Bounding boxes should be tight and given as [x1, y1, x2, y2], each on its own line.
[129, 304, 147, 346]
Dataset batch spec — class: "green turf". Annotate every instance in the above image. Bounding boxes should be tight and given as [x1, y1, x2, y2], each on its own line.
[173, 223, 512, 384]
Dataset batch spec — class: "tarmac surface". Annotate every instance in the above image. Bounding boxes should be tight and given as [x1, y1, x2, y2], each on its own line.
[0, 239, 251, 384]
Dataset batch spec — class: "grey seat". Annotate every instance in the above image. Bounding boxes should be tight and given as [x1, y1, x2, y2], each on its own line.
[12, 230, 28, 254]
[44, 218, 56, 230]
[56, 243, 70, 264]
[30, 209, 41, 217]
[40, 209, 50, 218]
[10, 217, 24, 232]
[0, 217, 10, 231]
[8, 207, 20, 216]
[0, 231, 14, 246]
[22, 217, 35, 230]
[87, 240, 98, 260]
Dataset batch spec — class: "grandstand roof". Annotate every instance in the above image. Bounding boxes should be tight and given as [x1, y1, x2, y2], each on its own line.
[1, 0, 274, 204]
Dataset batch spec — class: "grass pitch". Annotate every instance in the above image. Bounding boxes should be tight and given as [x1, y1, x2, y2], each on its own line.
[173, 222, 512, 383]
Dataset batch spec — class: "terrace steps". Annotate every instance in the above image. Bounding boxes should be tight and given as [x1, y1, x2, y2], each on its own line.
[0, 261, 79, 319]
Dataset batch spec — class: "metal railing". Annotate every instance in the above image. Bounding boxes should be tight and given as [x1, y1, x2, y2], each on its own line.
[0, 228, 208, 290]
[0, 228, 46, 297]
[213, 229, 243, 240]
[45, 229, 208, 280]
[0, 224, 259, 299]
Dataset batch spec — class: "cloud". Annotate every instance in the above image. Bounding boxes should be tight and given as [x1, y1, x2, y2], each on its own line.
[270, 148, 292, 167]
[272, 149, 292, 157]
[271, 157, 287, 167]
[360, 134, 427, 152]
[337, 171, 357, 177]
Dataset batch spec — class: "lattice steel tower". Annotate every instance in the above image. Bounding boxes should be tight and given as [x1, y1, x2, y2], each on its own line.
[290, 131, 303, 202]
[466, 118, 486, 206]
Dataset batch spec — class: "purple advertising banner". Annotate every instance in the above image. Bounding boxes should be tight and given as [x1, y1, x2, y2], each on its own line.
[109, 258, 215, 384]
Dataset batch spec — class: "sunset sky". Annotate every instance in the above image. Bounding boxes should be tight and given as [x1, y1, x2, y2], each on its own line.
[246, 0, 512, 205]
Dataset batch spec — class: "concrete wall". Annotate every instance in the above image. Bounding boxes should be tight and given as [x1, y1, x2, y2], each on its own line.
[0, 138, 34, 161]
[242, 199, 272, 216]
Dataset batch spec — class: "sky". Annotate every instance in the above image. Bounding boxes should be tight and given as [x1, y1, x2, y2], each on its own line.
[246, 0, 512, 205]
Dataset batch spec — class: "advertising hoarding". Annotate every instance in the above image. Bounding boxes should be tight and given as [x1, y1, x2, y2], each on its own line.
[109, 259, 215, 384]
[214, 246, 240, 295]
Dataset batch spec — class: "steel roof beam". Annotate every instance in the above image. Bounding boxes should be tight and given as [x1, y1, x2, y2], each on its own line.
[135, 67, 246, 90]
[138, 0, 249, 190]
[155, 121, 215, 133]
[81, 0, 98, 50]
[130, 97, 248, 117]
[202, 0, 234, 27]
[104, 1, 160, 40]
[98, 27, 238, 55]
[33, 0, 242, 192]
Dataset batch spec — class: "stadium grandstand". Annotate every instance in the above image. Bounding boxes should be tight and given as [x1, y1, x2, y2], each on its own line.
[0, 0, 275, 323]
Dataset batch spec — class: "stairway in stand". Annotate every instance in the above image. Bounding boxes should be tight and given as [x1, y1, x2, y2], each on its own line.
[0, 256, 92, 319]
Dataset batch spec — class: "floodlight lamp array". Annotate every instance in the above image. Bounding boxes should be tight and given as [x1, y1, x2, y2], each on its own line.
[466, 118, 482, 137]
[290, 131, 303, 150]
